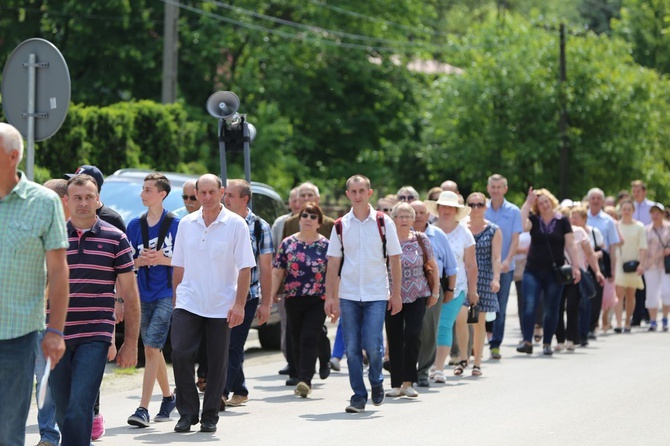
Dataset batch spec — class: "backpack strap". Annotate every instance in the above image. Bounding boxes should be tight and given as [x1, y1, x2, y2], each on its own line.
[140, 211, 175, 289]
[253, 215, 263, 258]
[376, 211, 387, 263]
[334, 217, 344, 276]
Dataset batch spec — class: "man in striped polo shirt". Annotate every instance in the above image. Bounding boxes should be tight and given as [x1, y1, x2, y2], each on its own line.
[49, 174, 140, 446]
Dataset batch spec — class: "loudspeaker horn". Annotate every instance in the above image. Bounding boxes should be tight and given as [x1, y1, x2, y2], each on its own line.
[206, 91, 239, 119]
[247, 123, 257, 143]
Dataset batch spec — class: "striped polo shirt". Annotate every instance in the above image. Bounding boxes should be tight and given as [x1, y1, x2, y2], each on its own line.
[61, 218, 134, 345]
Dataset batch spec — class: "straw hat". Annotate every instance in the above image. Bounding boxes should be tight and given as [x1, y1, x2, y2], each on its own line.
[425, 191, 471, 221]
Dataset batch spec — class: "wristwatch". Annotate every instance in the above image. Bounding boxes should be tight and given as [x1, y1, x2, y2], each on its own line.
[116, 297, 125, 303]
[431, 293, 439, 299]
[445, 288, 454, 293]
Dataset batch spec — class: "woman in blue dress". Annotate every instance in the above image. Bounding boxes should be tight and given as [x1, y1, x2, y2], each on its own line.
[465, 192, 502, 376]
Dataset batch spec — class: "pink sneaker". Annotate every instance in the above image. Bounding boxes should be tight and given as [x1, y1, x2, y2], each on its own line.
[91, 413, 105, 440]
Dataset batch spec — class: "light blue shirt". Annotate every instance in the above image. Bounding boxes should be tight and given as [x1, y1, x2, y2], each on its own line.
[587, 210, 620, 250]
[485, 198, 522, 270]
[422, 223, 458, 278]
[633, 198, 655, 226]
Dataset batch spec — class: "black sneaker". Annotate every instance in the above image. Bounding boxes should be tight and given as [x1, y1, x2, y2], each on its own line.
[345, 400, 366, 413]
[516, 342, 533, 354]
[319, 362, 331, 380]
[285, 377, 299, 386]
[371, 386, 385, 406]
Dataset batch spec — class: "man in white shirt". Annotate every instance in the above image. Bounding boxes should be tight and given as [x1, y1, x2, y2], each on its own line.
[631, 179, 654, 325]
[170, 174, 256, 433]
[325, 174, 402, 414]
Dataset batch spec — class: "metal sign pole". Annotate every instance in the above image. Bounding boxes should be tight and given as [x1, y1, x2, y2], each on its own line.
[243, 119, 252, 210]
[26, 53, 36, 180]
[218, 119, 228, 188]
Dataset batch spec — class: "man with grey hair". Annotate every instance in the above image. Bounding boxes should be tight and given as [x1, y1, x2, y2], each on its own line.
[485, 174, 522, 359]
[586, 187, 621, 341]
[0, 123, 69, 446]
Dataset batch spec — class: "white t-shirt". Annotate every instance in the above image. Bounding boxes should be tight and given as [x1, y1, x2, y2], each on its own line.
[327, 205, 402, 302]
[443, 224, 476, 296]
[172, 206, 256, 318]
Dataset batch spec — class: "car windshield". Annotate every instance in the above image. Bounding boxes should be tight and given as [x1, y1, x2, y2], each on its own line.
[100, 181, 186, 225]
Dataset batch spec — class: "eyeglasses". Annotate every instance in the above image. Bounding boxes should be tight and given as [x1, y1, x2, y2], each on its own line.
[301, 213, 318, 220]
[468, 202, 486, 209]
[395, 215, 414, 220]
[378, 208, 392, 212]
[397, 195, 415, 202]
[182, 194, 197, 201]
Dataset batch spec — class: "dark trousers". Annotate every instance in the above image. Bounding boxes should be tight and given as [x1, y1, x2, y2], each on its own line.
[286, 313, 330, 380]
[224, 298, 258, 398]
[385, 298, 427, 388]
[171, 309, 230, 423]
[589, 281, 604, 333]
[555, 283, 580, 343]
[632, 276, 649, 325]
[285, 296, 327, 386]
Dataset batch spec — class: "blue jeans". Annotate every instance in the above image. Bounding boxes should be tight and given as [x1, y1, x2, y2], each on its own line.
[224, 298, 258, 397]
[0, 331, 37, 446]
[140, 297, 173, 349]
[50, 341, 109, 446]
[522, 269, 565, 345]
[490, 270, 514, 349]
[339, 299, 386, 404]
[35, 332, 60, 446]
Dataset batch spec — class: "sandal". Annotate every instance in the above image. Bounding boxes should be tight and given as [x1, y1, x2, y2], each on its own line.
[471, 366, 482, 376]
[197, 377, 207, 392]
[453, 360, 468, 376]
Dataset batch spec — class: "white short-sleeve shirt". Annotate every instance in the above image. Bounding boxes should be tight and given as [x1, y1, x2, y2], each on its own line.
[172, 206, 256, 318]
[444, 224, 476, 296]
[327, 205, 402, 302]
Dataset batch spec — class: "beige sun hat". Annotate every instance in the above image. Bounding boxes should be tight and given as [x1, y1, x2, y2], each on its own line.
[425, 191, 471, 221]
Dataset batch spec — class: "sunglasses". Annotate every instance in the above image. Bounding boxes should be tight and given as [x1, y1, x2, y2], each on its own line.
[398, 195, 415, 202]
[182, 194, 197, 201]
[301, 213, 318, 220]
[379, 208, 392, 212]
[468, 202, 486, 209]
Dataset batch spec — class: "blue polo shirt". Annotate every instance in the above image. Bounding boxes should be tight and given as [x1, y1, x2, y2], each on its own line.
[587, 210, 620, 250]
[485, 198, 523, 271]
[422, 223, 458, 278]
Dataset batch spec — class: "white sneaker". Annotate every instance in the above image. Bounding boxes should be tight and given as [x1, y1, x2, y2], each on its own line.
[566, 341, 576, 351]
[429, 367, 436, 379]
[433, 370, 446, 383]
[555, 343, 565, 352]
[401, 386, 418, 397]
[385, 388, 402, 397]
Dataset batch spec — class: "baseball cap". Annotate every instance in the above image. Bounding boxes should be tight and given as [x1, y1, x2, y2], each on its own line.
[64, 165, 104, 191]
[651, 202, 665, 212]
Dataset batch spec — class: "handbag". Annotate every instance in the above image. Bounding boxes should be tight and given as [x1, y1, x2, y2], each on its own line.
[467, 305, 479, 324]
[415, 231, 438, 295]
[622, 260, 640, 273]
[578, 269, 597, 300]
[542, 229, 573, 285]
[652, 227, 670, 274]
[591, 229, 611, 278]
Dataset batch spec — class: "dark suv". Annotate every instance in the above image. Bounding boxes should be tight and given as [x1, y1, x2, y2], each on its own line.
[100, 169, 286, 362]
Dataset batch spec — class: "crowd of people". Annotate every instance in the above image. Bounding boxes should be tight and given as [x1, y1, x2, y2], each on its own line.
[2, 118, 670, 445]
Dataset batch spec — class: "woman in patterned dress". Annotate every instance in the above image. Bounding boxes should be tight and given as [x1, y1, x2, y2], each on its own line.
[384, 202, 440, 398]
[465, 192, 502, 376]
[271, 202, 329, 398]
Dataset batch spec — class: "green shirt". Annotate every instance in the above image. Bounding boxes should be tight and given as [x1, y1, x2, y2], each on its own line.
[0, 171, 68, 340]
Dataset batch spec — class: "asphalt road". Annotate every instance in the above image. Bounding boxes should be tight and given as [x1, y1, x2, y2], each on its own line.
[25, 300, 669, 446]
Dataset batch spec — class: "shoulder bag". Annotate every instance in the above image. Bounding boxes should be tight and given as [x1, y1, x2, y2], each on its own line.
[415, 231, 438, 295]
[591, 229, 611, 278]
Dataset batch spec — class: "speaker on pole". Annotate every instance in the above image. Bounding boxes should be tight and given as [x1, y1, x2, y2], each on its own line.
[206, 91, 239, 120]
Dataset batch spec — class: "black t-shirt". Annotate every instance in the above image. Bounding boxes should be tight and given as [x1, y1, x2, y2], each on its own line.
[97, 204, 127, 233]
[526, 214, 572, 271]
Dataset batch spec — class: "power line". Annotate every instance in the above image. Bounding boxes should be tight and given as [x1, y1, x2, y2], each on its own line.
[202, 0, 441, 51]
[161, 0, 466, 53]
[308, 0, 448, 37]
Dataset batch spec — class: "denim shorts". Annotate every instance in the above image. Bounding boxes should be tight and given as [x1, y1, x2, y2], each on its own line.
[140, 297, 173, 349]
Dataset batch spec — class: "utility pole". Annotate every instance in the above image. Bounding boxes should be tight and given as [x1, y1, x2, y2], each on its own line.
[162, 0, 179, 103]
[559, 23, 569, 199]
